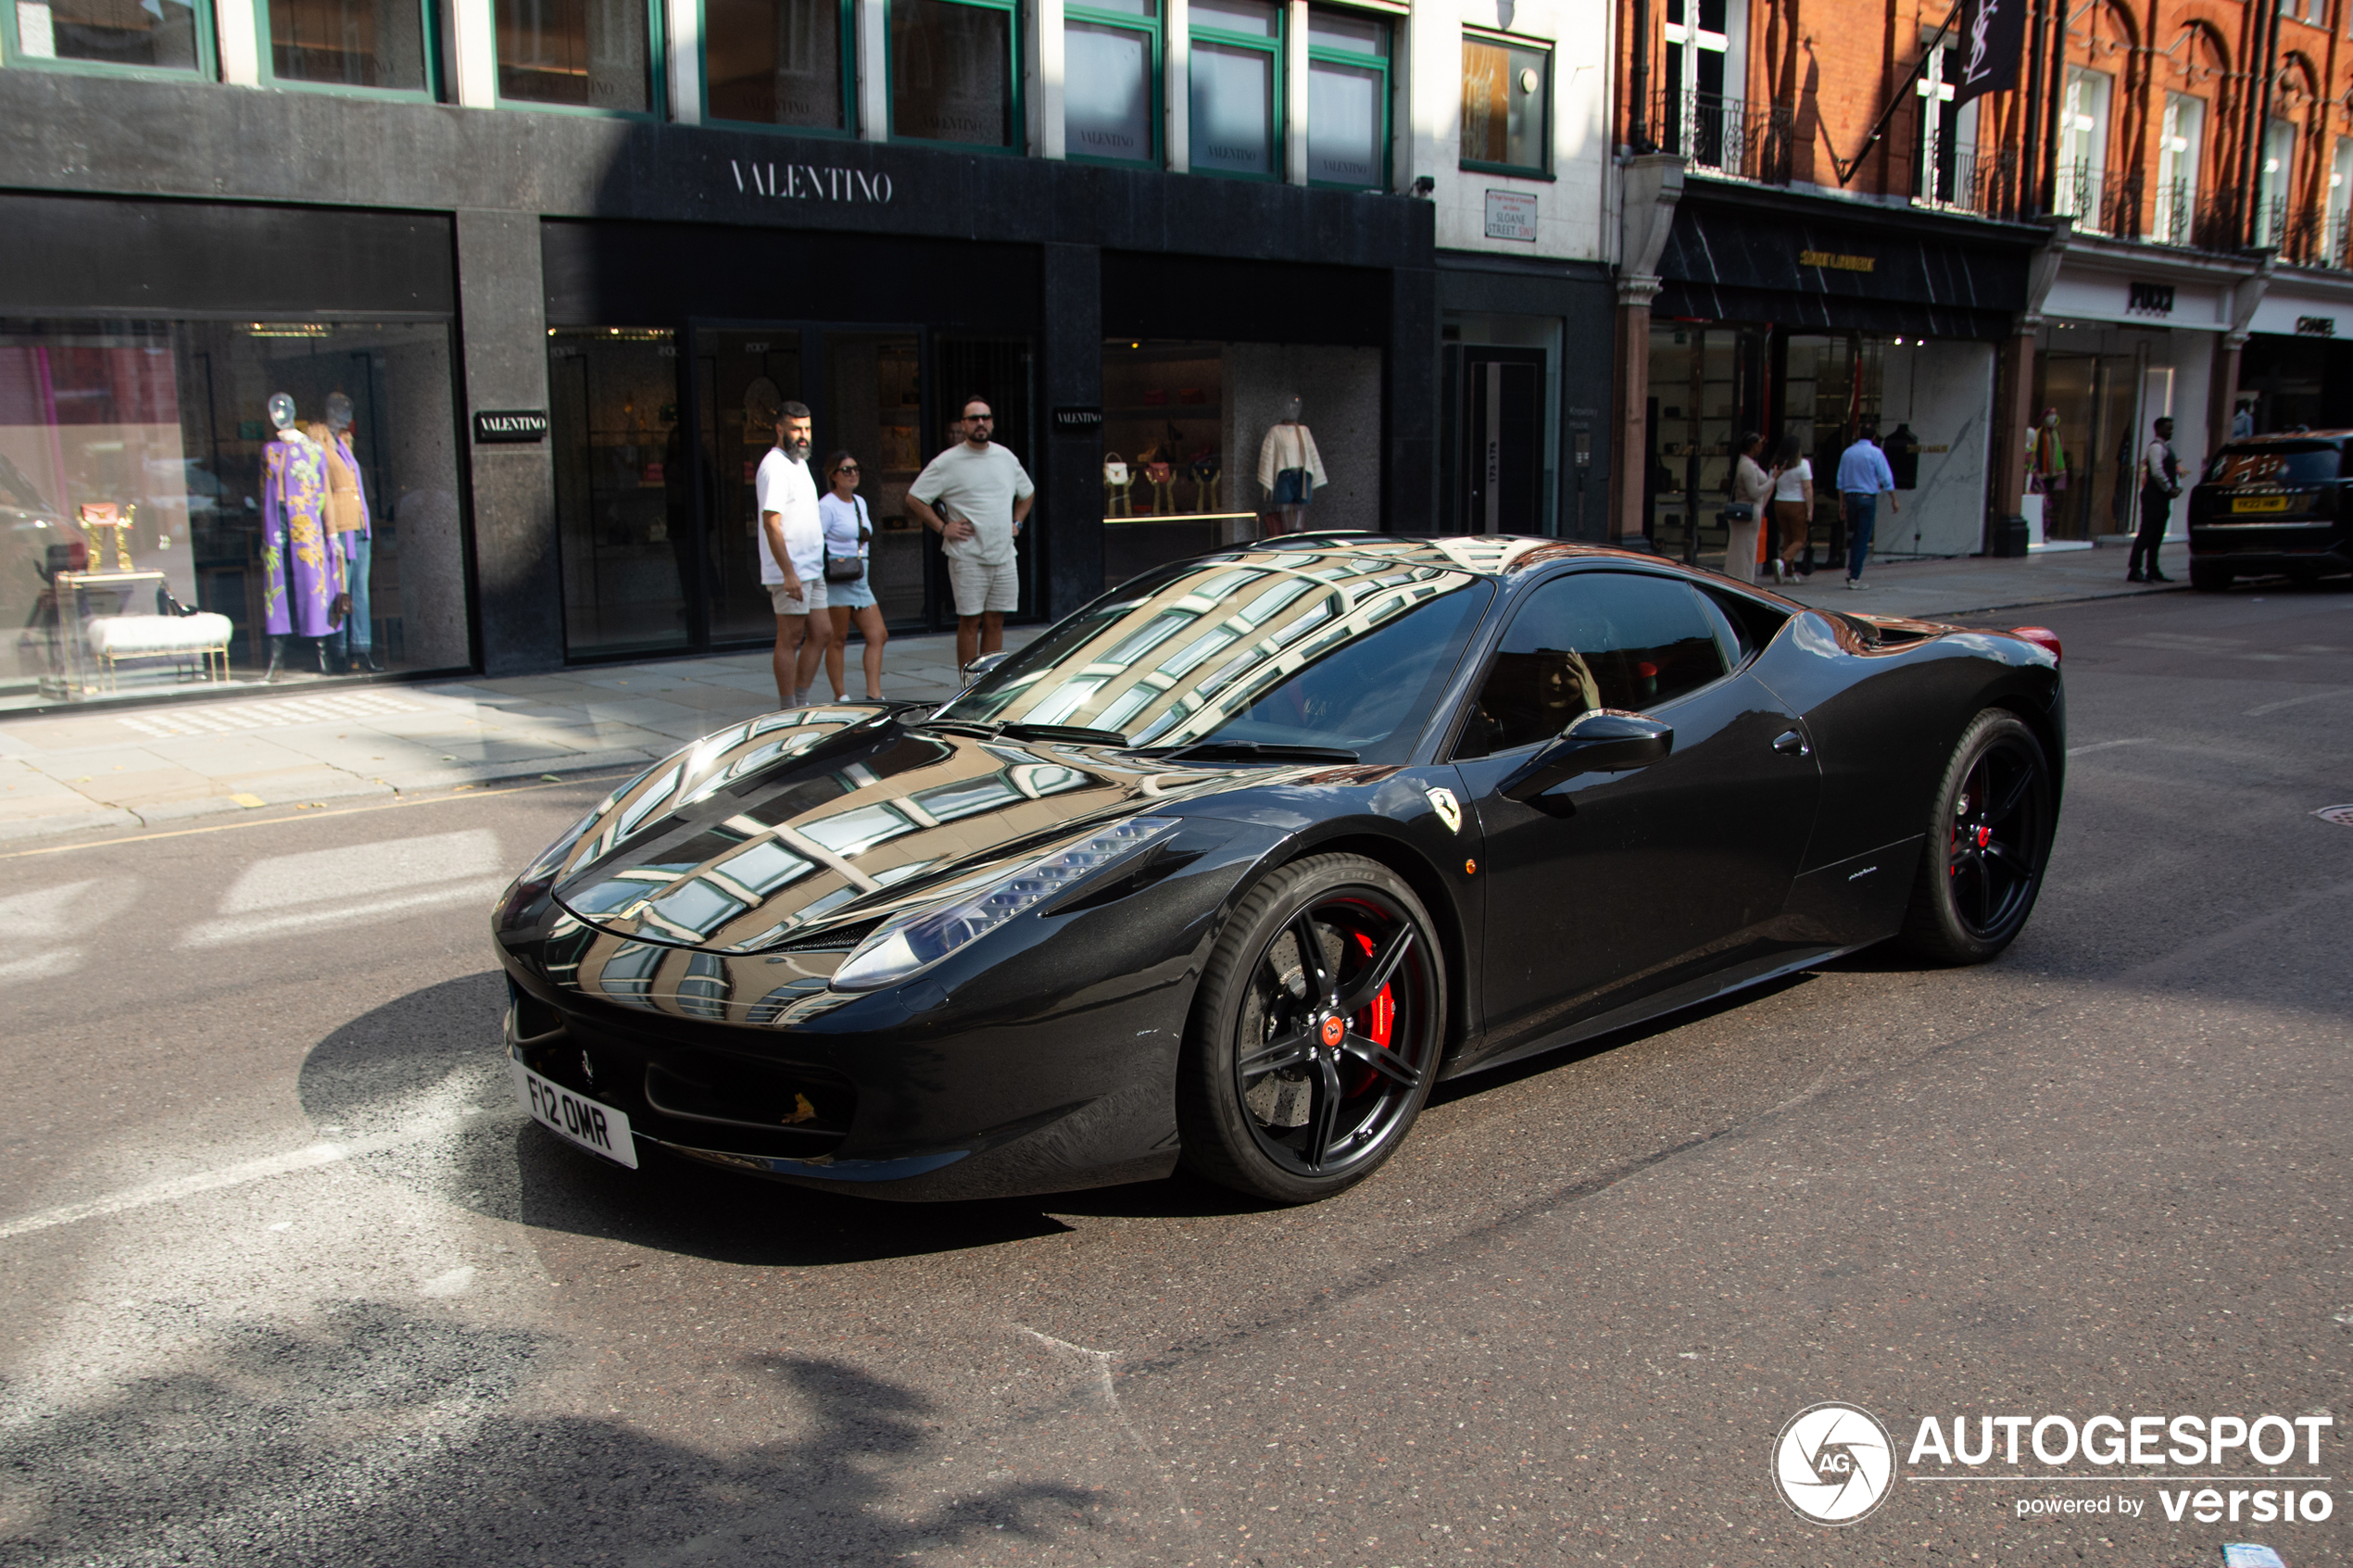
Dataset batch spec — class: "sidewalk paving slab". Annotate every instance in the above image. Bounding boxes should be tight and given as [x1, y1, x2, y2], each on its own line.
[0, 550, 2203, 847]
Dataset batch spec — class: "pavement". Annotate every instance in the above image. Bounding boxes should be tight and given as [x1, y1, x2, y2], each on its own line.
[0, 541, 2190, 846]
[0, 575, 2345, 1567]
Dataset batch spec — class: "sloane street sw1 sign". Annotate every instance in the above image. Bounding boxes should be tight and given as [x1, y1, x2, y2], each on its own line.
[473, 409, 549, 444]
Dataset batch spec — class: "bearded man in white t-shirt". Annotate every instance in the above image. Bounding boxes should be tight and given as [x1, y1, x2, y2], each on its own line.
[905, 395, 1035, 671]
[755, 401, 831, 707]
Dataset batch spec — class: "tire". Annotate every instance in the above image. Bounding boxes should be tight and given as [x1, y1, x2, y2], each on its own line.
[2191, 559, 2233, 592]
[1896, 710, 2057, 965]
[1176, 854, 1446, 1203]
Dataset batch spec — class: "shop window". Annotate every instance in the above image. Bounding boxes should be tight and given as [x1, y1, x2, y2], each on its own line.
[1305, 6, 1387, 189]
[1914, 37, 1979, 209]
[5, 0, 205, 71]
[1065, 0, 1158, 166]
[496, 0, 653, 112]
[705, 0, 848, 130]
[548, 327, 689, 659]
[1, 319, 467, 707]
[1460, 32, 1547, 175]
[1190, 0, 1281, 178]
[2328, 138, 2353, 264]
[261, 0, 432, 90]
[889, 0, 1018, 149]
[2257, 117, 2296, 246]
[2155, 92, 2204, 245]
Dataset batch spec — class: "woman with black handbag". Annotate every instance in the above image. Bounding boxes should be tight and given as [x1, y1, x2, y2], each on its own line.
[819, 451, 889, 703]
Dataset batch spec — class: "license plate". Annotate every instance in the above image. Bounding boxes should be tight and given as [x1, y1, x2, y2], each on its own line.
[513, 1060, 639, 1169]
[2232, 495, 2291, 513]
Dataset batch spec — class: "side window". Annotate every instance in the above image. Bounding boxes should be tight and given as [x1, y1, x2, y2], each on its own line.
[1453, 574, 1732, 759]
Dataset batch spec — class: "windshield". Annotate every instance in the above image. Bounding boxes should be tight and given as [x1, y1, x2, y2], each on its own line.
[2207, 443, 2345, 486]
[937, 549, 1494, 762]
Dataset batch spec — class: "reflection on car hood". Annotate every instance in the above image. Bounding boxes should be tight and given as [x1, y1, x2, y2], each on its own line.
[546, 706, 1254, 954]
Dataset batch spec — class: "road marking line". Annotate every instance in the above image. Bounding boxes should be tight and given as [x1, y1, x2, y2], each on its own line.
[0, 1115, 463, 1242]
[2245, 686, 2351, 717]
[181, 874, 513, 947]
[2066, 738, 2149, 757]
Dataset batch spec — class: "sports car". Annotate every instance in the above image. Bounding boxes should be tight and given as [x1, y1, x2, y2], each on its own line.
[492, 536, 2065, 1204]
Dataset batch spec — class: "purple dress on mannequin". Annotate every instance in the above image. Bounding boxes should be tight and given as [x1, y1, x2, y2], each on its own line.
[261, 433, 344, 637]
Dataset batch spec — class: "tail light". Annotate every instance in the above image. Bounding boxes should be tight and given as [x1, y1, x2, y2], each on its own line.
[2009, 626, 2062, 663]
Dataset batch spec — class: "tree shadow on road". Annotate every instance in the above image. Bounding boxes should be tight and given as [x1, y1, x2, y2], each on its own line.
[0, 1299, 1098, 1567]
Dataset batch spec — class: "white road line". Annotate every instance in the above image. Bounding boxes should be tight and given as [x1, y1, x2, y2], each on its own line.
[0, 1114, 464, 1242]
[2066, 738, 2149, 757]
[2246, 686, 2351, 717]
[181, 874, 510, 947]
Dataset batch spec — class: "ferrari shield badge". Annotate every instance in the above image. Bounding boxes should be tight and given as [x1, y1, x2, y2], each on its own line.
[1425, 786, 1463, 834]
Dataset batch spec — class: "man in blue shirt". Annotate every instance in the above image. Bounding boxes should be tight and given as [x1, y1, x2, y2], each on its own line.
[1834, 422, 1900, 590]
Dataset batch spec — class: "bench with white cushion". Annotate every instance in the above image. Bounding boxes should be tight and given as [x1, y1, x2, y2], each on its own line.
[86, 612, 234, 689]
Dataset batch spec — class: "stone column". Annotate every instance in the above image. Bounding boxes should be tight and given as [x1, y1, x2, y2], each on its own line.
[456, 209, 562, 676]
[1039, 243, 1103, 618]
[1388, 263, 1439, 533]
[1610, 274, 1661, 546]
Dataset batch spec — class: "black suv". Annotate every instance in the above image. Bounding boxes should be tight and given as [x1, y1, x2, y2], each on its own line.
[2187, 432, 2353, 590]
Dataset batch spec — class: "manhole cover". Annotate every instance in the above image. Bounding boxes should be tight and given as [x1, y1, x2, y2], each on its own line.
[2316, 804, 2353, 826]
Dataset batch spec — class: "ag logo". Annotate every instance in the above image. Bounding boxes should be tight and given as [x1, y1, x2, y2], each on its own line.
[1772, 1401, 1896, 1525]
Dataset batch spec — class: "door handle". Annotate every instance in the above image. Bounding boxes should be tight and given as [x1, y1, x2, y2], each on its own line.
[1772, 729, 1811, 757]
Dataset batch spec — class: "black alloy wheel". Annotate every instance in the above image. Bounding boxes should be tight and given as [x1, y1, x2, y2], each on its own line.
[1177, 854, 1445, 1203]
[1898, 709, 2056, 964]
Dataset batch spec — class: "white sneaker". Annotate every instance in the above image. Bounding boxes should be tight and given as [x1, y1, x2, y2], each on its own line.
[1845, 577, 1867, 591]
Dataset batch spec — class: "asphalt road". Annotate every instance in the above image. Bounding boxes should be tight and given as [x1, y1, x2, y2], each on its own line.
[1, 578, 2347, 1568]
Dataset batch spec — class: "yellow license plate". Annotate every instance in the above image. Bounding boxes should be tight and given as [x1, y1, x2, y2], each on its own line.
[2232, 495, 2292, 513]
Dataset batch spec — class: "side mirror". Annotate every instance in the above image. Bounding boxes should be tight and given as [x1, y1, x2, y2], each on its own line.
[959, 650, 1013, 691]
[1501, 709, 1674, 803]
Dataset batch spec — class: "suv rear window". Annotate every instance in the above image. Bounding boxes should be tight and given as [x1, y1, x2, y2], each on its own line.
[2206, 442, 2346, 486]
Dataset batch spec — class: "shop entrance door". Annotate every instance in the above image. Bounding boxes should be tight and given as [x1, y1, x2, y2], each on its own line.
[1460, 349, 1544, 533]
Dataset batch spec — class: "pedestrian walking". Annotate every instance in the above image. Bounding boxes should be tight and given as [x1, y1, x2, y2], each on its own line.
[2231, 399, 2256, 439]
[1835, 421, 1900, 591]
[819, 450, 889, 701]
[905, 395, 1035, 672]
[1768, 433, 1813, 583]
[756, 400, 831, 707]
[1727, 431, 1770, 584]
[2129, 416, 2181, 583]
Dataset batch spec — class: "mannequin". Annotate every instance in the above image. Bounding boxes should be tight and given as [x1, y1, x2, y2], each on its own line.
[324, 392, 382, 672]
[1255, 394, 1327, 534]
[259, 393, 345, 680]
[1189, 447, 1222, 512]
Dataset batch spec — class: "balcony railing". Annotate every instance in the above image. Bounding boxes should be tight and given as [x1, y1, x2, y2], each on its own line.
[1653, 90, 1790, 185]
[1918, 141, 2012, 218]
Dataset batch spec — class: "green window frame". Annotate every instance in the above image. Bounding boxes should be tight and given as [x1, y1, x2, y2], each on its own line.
[1304, 5, 1389, 190]
[887, 0, 1024, 154]
[253, 0, 442, 99]
[0, 0, 216, 82]
[1460, 28, 1552, 179]
[1063, 0, 1160, 167]
[698, 0, 857, 136]
[1189, 0, 1283, 182]
[492, 0, 668, 119]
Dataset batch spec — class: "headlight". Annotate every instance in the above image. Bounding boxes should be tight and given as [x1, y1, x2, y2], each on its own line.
[830, 817, 1178, 992]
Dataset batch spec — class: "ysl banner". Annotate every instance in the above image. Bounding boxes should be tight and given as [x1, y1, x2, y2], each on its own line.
[1952, 0, 2029, 107]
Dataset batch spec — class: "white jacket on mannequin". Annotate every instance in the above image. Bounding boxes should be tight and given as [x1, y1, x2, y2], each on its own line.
[1257, 423, 1328, 493]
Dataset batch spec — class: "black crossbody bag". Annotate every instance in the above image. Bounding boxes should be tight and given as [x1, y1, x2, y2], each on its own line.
[824, 495, 870, 584]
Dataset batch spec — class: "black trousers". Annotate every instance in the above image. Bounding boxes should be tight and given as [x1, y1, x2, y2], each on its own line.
[2131, 488, 2172, 576]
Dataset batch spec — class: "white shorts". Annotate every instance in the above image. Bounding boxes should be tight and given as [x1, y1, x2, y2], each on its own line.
[769, 578, 827, 616]
[948, 556, 1019, 617]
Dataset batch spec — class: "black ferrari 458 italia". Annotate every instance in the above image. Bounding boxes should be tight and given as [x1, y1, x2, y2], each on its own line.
[493, 536, 2064, 1204]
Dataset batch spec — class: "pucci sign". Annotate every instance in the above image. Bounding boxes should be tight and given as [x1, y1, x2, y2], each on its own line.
[731, 160, 895, 204]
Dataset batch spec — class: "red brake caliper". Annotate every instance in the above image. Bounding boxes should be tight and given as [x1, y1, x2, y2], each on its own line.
[1353, 932, 1395, 1049]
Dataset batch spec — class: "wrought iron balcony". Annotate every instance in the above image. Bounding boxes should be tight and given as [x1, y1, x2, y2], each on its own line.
[1652, 90, 1790, 185]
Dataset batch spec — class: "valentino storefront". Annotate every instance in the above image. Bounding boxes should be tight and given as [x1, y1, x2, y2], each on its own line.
[1644, 180, 2041, 569]
[0, 69, 1430, 710]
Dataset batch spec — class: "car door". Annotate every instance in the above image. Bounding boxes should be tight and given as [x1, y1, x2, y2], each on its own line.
[1450, 570, 1822, 1060]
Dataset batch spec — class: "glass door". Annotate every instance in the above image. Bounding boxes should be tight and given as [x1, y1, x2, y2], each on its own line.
[694, 329, 807, 645]
[548, 327, 690, 659]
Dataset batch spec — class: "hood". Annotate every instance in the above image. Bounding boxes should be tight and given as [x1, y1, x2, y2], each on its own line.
[545, 706, 1248, 955]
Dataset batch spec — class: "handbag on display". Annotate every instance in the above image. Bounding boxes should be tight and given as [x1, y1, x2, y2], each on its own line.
[824, 495, 869, 584]
[1103, 453, 1133, 517]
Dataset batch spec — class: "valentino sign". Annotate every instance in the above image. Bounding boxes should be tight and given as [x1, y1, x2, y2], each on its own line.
[731, 159, 896, 204]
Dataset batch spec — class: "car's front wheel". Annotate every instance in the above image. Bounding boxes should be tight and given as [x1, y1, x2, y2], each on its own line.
[1897, 709, 2057, 964]
[1176, 854, 1445, 1203]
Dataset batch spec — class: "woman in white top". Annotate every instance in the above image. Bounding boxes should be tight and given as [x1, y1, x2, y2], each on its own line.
[1727, 432, 1771, 585]
[819, 451, 888, 702]
[1768, 433, 1814, 584]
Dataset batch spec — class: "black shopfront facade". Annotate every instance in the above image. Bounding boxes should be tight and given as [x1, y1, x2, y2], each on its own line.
[1645, 182, 2039, 565]
[0, 69, 1432, 699]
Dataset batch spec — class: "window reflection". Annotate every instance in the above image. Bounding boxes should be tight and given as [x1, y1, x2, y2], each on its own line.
[270, 0, 428, 88]
[13, 0, 200, 68]
[497, 0, 651, 111]
[890, 0, 1014, 146]
[706, 0, 844, 128]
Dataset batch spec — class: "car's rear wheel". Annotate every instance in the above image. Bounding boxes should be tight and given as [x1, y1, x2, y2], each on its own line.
[1177, 854, 1444, 1203]
[2191, 559, 2233, 592]
[1897, 710, 2057, 964]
